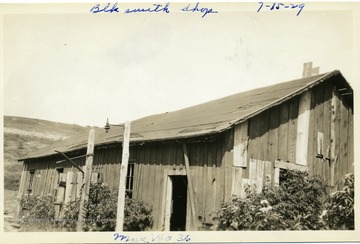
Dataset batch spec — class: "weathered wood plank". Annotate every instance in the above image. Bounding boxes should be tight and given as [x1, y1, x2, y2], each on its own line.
[278, 102, 289, 161]
[256, 160, 264, 194]
[330, 91, 338, 187]
[64, 171, 75, 204]
[288, 97, 299, 163]
[268, 106, 280, 163]
[233, 121, 248, 167]
[249, 159, 257, 181]
[223, 130, 234, 202]
[296, 91, 311, 166]
[77, 129, 95, 231]
[274, 167, 280, 187]
[323, 84, 332, 184]
[339, 96, 349, 189]
[259, 111, 269, 161]
[264, 160, 272, 187]
[183, 143, 197, 229]
[347, 108, 354, 173]
[275, 159, 307, 172]
[115, 121, 131, 231]
[248, 116, 261, 161]
[231, 167, 243, 197]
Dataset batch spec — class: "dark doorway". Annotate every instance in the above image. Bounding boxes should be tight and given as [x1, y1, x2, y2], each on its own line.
[170, 176, 188, 231]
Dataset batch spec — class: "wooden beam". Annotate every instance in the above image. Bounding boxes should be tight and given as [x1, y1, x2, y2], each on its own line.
[330, 92, 337, 186]
[295, 90, 311, 165]
[275, 159, 307, 172]
[115, 121, 131, 232]
[77, 129, 95, 231]
[233, 121, 248, 167]
[55, 150, 84, 174]
[183, 143, 197, 230]
[64, 171, 75, 204]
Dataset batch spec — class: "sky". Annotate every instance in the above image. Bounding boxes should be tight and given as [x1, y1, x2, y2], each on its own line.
[2, 2, 359, 127]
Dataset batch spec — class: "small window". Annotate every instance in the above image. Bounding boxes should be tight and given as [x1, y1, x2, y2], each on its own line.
[28, 169, 35, 193]
[126, 161, 135, 198]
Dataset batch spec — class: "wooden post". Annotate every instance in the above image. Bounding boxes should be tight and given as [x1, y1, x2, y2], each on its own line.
[76, 129, 95, 232]
[330, 92, 337, 187]
[182, 143, 197, 230]
[115, 121, 131, 232]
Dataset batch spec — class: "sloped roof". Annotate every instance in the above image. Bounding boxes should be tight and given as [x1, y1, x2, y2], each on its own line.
[21, 70, 350, 161]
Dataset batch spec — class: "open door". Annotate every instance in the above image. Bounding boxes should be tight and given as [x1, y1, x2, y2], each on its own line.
[164, 175, 188, 231]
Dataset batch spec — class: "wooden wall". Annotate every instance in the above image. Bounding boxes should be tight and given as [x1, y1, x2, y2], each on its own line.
[20, 130, 234, 230]
[238, 81, 354, 191]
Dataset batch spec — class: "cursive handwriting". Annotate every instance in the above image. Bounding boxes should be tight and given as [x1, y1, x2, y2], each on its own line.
[257, 2, 305, 16]
[125, 3, 170, 14]
[90, 2, 119, 13]
[181, 2, 218, 18]
[114, 233, 191, 243]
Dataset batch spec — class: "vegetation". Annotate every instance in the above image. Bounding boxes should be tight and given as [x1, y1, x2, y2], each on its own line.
[18, 183, 153, 232]
[216, 170, 354, 231]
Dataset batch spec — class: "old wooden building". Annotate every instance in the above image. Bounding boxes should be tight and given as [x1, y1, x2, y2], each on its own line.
[18, 66, 354, 231]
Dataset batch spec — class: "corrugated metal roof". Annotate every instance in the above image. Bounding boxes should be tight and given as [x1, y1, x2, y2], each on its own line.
[21, 70, 347, 160]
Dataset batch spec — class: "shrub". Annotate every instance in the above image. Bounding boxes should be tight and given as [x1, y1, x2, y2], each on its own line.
[321, 173, 354, 230]
[61, 183, 153, 231]
[216, 169, 328, 230]
[18, 195, 57, 231]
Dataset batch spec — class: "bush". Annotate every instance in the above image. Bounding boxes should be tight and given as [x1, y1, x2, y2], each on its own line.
[18, 183, 153, 232]
[216, 169, 328, 230]
[61, 183, 153, 231]
[18, 195, 57, 231]
[321, 173, 354, 230]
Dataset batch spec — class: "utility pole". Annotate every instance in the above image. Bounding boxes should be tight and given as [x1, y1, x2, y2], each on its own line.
[77, 129, 95, 231]
[115, 121, 131, 231]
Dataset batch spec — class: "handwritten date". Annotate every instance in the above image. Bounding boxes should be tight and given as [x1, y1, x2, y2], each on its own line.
[257, 2, 305, 16]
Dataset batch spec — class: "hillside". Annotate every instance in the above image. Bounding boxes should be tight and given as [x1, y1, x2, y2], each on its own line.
[3, 116, 91, 190]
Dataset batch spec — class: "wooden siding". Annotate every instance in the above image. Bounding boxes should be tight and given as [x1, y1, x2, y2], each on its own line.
[20, 131, 234, 231]
[240, 81, 353, 191]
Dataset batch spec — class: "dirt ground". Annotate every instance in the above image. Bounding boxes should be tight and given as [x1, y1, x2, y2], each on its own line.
[4, 190, 20, 232]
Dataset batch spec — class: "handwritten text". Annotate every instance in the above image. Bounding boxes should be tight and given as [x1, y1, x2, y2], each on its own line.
[114, 233, 191, 243]
[89, 2, 218, 18]
[257, 2, 305, 16]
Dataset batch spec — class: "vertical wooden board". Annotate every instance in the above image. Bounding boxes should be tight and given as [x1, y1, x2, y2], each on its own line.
[215, 141, 225, 210]
[76, 172, 83, 199]
[347, 109, 354, 173]
[64, 171, 75, 204]
[264, 161, 272, 187]
[339, 98, 349, 188]
[175, 143, 184, 166]
[256, 161, 265, 194]
[313, 86, 324, 176]
[334, 93, 341, 189]
[233, 121, 248, 167]
[249, 159, 257, 181]
[307, 89, 316, 175]
[289, 96, 299, 164]
[18, 163, 27, 197]
[223, 130, 234, 202]
[323, 85, 332, 183]
[278, 102, 289, 161]
[274, 167, 280, 187]
[154, 145, 163, 230]
[248, 116, 261, 161]
[42, 161, 51, 196]
[164, 176, 172, 231]
[259, 111, 269, 161]
[231, 167, 242, 197]
[267, 106, 280, 163]
[204, 160, 214, 223]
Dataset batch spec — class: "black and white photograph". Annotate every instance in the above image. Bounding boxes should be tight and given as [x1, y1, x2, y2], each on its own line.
[1, 1, 359, 243]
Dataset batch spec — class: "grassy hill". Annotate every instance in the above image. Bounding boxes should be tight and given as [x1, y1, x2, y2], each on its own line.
[3, 116, 91, 191]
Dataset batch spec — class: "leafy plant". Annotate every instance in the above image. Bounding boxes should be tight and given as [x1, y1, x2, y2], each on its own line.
[18, 194, 57, 231]
[216, 169, 329, 230]
[321, 173, 354, 230]
[61, 183, 153, 231]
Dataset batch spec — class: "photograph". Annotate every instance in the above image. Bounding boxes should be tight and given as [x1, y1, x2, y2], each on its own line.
[1, 1, 359, 243]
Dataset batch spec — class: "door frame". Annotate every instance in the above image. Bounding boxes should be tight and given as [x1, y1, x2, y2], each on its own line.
[162, 168, 189, 231]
